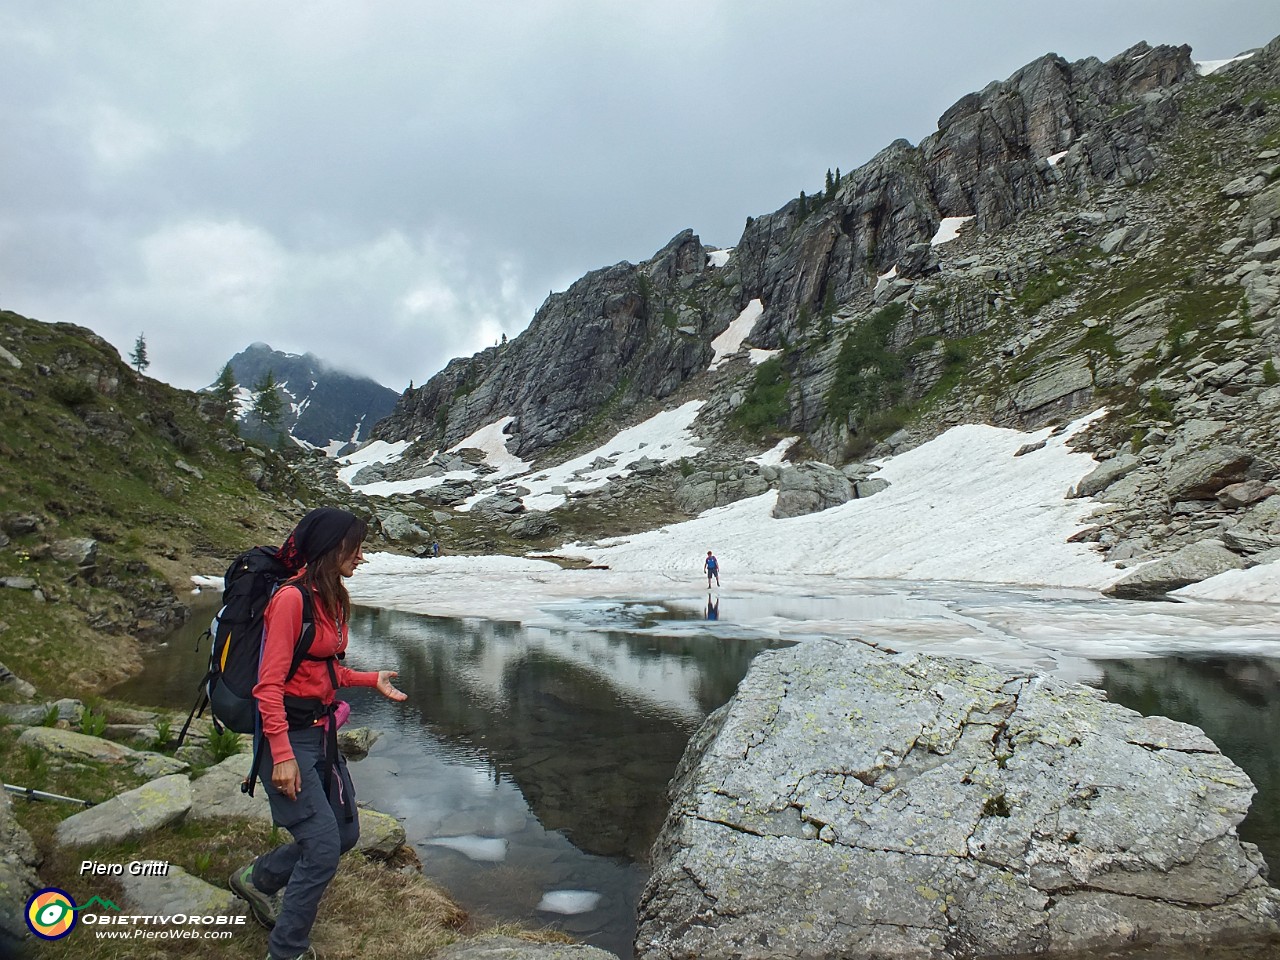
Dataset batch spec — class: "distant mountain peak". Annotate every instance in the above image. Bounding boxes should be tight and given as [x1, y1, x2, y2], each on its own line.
[213, 344, 399, 452]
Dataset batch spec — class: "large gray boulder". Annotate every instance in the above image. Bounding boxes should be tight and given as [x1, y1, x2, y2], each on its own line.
[0, 661, 35, 700]
[17, 726, 139, 764]
[56, 775, 192, 848]
[508, 511, 561, 540]
[1069, 454, 1140, 498]
[1105, 540, 1249, 600]
[188, 754, 271, 823]
[120, 865, 247, 918]
[772, 462, 853, 518]
[636, 640, 1280, 960]
[378, 511, 432, 542]
[676, 466, 770, 515]
[1164, 445, 1260, 502]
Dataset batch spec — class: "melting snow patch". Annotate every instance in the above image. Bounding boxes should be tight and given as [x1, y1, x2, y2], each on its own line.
[571, 410, 1117, 589]
[536, 890, 602, 915]
[749, 348, 781, 365]
[709, 299, 764, 370]
[460, 401, 705, 512]
[424, 836, 508, 862]
[1047, 150, 1069, 167]
[931, 216, 974, 246]
[707, 248, 732, 268]
[337, 439, 414, 485]
[1174, 561, 1280, 604]
[449, 416, 530, 477]
[749, 437, 798, 466]
[878, 265, 899, 281]
[1195, 53, 1256, 76]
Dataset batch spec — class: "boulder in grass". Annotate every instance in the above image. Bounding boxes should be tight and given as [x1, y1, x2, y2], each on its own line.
[55, 775, 192, 848]
[120, 865, 246, 919]
[355, 808, 407, 859]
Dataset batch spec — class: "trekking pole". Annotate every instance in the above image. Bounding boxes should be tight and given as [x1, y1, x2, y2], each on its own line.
[4, 783, 94, 807]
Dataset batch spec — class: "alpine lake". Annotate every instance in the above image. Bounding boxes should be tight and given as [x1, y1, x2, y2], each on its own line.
[111, 586, 1280, 959]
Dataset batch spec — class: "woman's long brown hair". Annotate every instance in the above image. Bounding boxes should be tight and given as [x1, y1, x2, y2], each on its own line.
[292, 517, 367, 624]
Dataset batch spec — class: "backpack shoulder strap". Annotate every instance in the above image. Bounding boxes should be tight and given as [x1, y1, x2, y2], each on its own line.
[284, 587, 317, 683]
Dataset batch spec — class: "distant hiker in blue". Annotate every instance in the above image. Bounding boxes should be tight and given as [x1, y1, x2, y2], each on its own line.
[704, 550, 720, 588]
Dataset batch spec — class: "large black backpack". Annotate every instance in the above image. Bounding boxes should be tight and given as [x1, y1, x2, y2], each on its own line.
[177, 546, 315, 745]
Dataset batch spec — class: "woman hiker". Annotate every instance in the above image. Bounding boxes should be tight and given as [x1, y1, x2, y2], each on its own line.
[229, 508, 407, 960]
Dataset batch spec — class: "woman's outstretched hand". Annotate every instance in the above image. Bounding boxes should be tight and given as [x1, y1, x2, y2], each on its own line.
[376, 670, 408, 702]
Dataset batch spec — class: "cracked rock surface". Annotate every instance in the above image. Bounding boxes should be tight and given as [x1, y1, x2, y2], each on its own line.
[635, 639, 1280, 959]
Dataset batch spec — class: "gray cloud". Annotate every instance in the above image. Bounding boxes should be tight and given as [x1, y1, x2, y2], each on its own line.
[1, 0, 1275, 389]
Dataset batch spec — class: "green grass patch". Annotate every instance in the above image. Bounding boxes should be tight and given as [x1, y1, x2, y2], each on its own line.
[825, 302, 907, 425]
[733, 356, 792, 435]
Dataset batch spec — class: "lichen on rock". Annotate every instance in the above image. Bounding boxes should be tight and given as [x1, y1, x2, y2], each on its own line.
[636, 638, 1280, 959]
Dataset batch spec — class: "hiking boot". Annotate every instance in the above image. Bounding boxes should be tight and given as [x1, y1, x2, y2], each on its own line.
[230, 863, 283, 929]
[266, 949, 316, 960]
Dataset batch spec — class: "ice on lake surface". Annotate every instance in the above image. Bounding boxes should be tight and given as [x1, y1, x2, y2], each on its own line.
[423, 835, 509, 862]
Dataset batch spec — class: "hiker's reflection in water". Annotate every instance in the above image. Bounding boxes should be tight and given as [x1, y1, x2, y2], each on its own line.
[706, 596, 720, 621]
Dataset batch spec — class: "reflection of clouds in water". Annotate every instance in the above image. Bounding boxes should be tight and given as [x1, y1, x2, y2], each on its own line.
[355, 606, 711, 722]
[352, 723, 529, 840]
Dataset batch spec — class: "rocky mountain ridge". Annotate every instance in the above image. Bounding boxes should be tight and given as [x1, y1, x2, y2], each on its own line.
[354, 33, 1280, 595]
[373, 38, 1223, 456]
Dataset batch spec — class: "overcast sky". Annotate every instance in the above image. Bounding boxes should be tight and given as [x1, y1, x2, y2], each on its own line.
[3, 2, 1276, 391]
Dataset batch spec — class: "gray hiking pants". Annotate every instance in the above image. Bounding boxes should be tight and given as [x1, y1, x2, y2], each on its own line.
[253, 725, 359, 960]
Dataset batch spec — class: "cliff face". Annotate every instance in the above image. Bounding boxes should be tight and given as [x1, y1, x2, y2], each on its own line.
[372, 37, 1274, 478]
[373, 230, 738, 457]
[733, 42, 1196, 351]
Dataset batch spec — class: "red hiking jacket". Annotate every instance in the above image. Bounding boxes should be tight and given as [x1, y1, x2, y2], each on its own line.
[253, 584, 378, 764]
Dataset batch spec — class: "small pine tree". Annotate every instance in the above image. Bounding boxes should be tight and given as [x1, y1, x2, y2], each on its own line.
[1264, 359, 1279, 386]
[130, 333, 150, 374]
[797, 191, 809, 218]
[251, 369, 283, 430]
[211, 363, 238, 420]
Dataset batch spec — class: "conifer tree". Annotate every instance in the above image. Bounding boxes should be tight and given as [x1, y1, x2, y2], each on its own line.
[212, 363, 238, 420]
[130, 333, 150, 374]
[251, 369, 283, 430]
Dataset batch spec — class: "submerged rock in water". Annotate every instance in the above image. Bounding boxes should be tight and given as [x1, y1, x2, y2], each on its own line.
[636, 639, 1280, 960]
